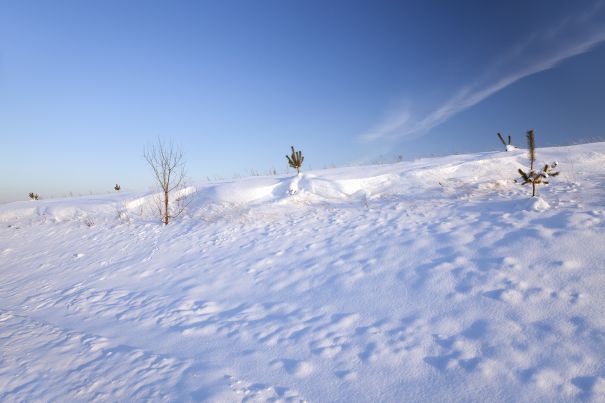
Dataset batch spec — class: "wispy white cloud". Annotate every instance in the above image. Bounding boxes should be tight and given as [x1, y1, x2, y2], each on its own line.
[359, 2, 605, 142]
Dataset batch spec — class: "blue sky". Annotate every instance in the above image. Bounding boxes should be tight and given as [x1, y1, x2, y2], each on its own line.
[1, 0, 605, 201]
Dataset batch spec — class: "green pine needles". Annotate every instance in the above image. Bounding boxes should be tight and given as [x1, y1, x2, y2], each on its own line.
[518, 130, 559, 197]
[286, 146, 304, 174]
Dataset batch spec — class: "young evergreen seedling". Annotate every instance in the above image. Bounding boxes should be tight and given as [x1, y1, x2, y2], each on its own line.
[497, 133, 515, 151]
[28, 192, 39, 200]
[286, 146, 304, 174]
[517, 130, 559, 197]
[114, 184, 121, 191]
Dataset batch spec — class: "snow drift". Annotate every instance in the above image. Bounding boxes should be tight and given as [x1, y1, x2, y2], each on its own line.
[1, 142, 605, 402]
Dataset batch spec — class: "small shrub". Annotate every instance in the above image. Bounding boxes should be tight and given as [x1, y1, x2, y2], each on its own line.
[28, 192, 39, 200]
[116, 204, 131, 223]
[517, 130, 559, 197]
[114, 184, 121, 191]
[497, 133, 516, 151]
[286, 146, 304, 174]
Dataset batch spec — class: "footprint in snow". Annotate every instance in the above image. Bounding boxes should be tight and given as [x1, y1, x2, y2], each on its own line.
[270, 358, 314, 378]
[334, 369, 358, 381]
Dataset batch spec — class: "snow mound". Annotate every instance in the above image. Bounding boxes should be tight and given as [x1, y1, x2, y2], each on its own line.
[532, 196, 551, 211]
[283, 173, 382, 201]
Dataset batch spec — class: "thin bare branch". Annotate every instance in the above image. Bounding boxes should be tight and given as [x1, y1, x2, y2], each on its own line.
[143, 138, 188, 225]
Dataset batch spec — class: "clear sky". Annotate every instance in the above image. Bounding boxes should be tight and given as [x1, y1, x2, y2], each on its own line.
[2, 0, 605, 202]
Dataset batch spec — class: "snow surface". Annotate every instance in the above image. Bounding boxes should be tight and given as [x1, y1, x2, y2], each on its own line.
[1, 143, 605, 402]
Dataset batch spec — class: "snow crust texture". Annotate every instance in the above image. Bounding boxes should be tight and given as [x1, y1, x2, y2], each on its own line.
[1, 143, 605, 402]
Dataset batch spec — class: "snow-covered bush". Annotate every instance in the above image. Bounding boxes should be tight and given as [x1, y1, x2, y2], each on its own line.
[517, 130, 559, 197]
[116, 203, 131, 224]
[497, 132, 516, 151]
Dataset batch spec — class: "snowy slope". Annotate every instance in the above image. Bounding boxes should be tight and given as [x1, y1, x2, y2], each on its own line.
[1, 143, 605, 402]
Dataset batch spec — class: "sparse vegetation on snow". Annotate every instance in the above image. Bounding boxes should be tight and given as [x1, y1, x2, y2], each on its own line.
[144, 139, 189, 225]
[286, 145, 304, 174]
[518, 130, 560, 197]
[497, 132, 516, 151]
[1, 142, 604, 402]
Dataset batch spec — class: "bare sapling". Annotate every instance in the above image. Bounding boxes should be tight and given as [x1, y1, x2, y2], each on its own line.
[144, 139, 189, 225]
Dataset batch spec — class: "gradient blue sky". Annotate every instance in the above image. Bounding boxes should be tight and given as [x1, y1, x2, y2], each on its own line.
[2, 0, 605, 201]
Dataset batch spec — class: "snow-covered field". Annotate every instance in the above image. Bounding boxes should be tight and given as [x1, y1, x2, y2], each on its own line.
[1, 143, 605, 402]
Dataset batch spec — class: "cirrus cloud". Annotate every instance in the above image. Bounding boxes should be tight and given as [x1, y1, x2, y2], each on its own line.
[359, 1, 605, 142]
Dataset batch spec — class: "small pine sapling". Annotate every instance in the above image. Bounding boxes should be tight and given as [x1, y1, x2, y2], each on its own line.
[286, 146, 304, 174]
[497, 133, 515, 151]
[114, 184, 121, 191]
[28, 192, 39, 200]
[517, 130, 559, 197]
